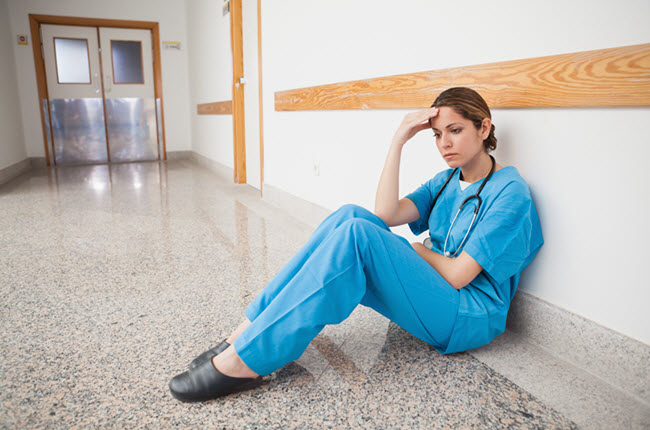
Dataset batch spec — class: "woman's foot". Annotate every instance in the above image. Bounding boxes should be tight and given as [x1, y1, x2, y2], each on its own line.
[211, 345, 259, 379]
[188, 318, 251, 369]
[189, 339, 230, 369]
[170, 320, 261, 402]
[169, 358, 261, 402]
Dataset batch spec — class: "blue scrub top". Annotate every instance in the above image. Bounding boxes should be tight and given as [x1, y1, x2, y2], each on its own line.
[405, 166, 543, 354]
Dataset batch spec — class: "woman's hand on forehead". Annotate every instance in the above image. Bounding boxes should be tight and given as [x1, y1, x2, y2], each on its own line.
[391, 107, 439, 147]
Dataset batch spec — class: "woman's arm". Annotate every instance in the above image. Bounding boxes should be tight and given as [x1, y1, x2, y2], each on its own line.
[411, 243, 483, 290]
[375, 108, 439, 225]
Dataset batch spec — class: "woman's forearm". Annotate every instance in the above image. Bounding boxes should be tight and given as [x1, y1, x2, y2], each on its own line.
[411, 243, 483, 290]
[374, 144, 403, 219]
[375, 108, 439, 220]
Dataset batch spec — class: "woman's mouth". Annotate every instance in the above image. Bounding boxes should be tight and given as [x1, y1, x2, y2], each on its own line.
[443, 153, 457, 159]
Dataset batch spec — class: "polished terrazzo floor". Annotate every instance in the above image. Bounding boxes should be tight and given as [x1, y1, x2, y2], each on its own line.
[0, 160, 577, 429]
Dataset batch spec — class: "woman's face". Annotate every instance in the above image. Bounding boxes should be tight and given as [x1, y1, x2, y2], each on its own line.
[430, 106, 490, 169]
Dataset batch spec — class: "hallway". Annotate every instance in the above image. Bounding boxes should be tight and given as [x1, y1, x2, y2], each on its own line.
[0, 161, 577, 428]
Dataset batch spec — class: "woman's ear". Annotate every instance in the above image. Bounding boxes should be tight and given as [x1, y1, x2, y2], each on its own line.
[481, 118, 491, 139]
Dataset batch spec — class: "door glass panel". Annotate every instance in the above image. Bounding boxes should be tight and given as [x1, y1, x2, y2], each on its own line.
[53, 38, 91, 84]
[111, 41, 144, 84]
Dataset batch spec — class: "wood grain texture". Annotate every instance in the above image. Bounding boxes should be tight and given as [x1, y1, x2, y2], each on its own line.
[151, 23, 167, 160]
[197, 101, 233, 115]
[275, 43, 650, 111]
[230, 0, 247, 183]
[29, 15, 51, 166]
[29, 14, 157, 29]
[258, 0, 264, 197]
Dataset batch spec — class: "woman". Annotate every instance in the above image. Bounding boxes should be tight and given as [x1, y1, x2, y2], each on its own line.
[169, 87, 543, 402]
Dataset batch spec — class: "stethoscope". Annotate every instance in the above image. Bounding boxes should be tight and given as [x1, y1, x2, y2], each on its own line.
[430, 155, 496, 258]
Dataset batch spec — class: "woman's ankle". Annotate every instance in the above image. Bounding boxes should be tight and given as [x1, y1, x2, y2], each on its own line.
[211, 345, 259, 379]
[225, 318, 251, 344]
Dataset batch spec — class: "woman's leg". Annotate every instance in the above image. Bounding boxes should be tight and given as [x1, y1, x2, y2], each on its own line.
[203, 205, 383, 360]
[243, 204, 388, 324]
[225, 319, 251, 344]
[231, 210, 460, 376]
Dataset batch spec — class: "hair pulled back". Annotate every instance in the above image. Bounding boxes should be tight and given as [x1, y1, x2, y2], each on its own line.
[431, 87, 497, 152]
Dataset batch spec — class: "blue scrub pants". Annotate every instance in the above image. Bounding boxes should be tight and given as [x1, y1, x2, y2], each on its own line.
[232, 204, 460, 376]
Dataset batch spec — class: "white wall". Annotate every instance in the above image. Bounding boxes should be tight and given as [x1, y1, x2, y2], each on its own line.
[185, 0, 234, 168]
[0, 0, 27, 170]
[185, 0, 261, 190]
[258, 0, 650, 344]
[6, 0, 192, 159]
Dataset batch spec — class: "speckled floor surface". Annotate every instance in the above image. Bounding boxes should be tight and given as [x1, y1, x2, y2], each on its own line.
[1, 161, 578, 429]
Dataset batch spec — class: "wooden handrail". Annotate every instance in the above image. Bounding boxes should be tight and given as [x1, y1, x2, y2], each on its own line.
[275, 43, 650, 111]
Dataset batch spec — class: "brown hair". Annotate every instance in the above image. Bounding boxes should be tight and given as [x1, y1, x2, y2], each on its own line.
[430, 87, 497, 152]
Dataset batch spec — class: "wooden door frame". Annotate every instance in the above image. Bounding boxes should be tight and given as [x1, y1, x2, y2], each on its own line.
[229, 0, 246, 184]
[29, 14, 167, 166]
[257, 0, 264, 196]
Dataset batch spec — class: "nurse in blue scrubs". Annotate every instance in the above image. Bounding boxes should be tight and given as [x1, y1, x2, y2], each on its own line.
[169, 87, 544, 402]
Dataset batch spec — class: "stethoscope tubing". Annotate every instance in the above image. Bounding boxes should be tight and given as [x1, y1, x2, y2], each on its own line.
[433, 155, 496, 258]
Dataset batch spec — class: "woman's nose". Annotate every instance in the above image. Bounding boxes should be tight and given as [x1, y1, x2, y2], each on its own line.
[441, 135, 452, 148]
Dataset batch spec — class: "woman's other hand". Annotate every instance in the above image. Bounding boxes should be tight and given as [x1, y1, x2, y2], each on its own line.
[411, 242, 431, 261]
[391, 107, 439, 147]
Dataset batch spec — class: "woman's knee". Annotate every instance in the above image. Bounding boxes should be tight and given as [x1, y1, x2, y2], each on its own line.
[335, 204, 382, 223]
[336, 218, 383, 243]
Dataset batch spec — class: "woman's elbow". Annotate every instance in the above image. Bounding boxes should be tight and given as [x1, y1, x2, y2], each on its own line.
[448, 268, 474, 290]
[374, 210, 392, 226]
[449, 279, 468, 290]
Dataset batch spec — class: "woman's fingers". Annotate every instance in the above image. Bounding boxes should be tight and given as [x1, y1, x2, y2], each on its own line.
[409, 108, 438, 130]
[414, 107, 438, 121]
[411, 121, 431, 134]
[392, 107, 439, 146]
[408, 108, 438, 133]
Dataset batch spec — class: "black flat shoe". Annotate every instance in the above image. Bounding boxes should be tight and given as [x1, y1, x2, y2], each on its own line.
[169, 359, 261, 402]
[189, 340, 230, 369]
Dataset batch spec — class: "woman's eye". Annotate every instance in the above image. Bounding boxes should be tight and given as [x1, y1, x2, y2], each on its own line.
[452, 129, 461, 134]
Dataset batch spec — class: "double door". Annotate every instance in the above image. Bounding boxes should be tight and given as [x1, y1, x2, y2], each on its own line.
[41, 24, 162, 165]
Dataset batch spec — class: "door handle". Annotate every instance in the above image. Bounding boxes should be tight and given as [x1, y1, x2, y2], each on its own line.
[105, 75, 112, 93]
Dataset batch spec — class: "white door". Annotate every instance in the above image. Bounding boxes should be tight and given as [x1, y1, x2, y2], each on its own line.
[40, 25, 160, 165]
[41, 24, 108, 165]
[98, 28, 159, 163]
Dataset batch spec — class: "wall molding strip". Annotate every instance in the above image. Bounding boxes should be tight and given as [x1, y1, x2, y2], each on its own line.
[197, 101, 233, 115]
[275, 43, 650, 111]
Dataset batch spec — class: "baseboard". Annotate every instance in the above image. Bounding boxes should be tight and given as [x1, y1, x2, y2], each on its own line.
[507, 291, 649, 404]
[0, 158, 31, 186]
[189, 151, 234, 181]
[29, 157, 47, 169]
[166, 151, 192, 160]
[261, 183, 332, 229]
[261, 179, 650, 405]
